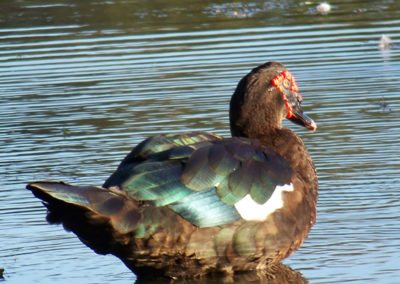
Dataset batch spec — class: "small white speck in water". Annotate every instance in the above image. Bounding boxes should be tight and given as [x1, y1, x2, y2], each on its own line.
[379, 35, 392, 50]
[316, 2, 331, 15]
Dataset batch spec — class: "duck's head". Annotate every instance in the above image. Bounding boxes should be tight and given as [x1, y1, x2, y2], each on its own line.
[229, 62, 317, 138]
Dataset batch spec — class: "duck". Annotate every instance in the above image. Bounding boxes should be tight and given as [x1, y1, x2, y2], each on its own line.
[27, 61, 318, 279]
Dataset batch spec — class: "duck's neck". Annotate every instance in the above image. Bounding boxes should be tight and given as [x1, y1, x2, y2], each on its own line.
[233, 125, 304, 170]
[229, 97, 284, 139]
[257, 127, 304, 165]
[230, 117, 282, 139]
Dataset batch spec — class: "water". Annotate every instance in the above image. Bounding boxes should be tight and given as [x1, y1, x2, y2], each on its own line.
[1, 0, 400, 283]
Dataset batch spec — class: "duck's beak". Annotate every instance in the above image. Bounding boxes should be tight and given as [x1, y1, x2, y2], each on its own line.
[288, 104, 317, 132]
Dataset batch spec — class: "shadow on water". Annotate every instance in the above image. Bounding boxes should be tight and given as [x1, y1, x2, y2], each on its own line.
[134, 263, 307, 284]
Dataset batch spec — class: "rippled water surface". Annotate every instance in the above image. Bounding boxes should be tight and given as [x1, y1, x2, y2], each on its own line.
[1, 0, 400, 283]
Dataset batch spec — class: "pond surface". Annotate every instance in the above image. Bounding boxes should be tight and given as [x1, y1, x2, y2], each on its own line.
[1, 0, 400, 283]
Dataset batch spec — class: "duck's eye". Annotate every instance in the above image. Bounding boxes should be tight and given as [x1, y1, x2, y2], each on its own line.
[297, 93, 303, 103]
[291, 99, 301, 107]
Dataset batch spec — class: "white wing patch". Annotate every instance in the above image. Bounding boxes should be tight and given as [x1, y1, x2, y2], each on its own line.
[234, 183, 294, 221]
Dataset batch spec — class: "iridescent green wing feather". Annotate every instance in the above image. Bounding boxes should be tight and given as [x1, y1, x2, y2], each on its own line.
[104, 132, 292, 228]
[103, 132, 220, 188]
[103, 132, 222, 206]
[180, 138, 292, 205]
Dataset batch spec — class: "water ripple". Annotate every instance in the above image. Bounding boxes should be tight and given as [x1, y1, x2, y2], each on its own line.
[1, 1, 400, 283]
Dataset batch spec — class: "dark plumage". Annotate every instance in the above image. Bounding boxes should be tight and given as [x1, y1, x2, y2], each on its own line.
[27, 62, 318, 279]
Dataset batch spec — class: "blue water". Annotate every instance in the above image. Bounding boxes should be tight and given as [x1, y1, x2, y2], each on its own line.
[1, 1, 400, 283]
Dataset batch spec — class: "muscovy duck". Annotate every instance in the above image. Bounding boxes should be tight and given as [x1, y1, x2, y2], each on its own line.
[27, 61, 318, 278]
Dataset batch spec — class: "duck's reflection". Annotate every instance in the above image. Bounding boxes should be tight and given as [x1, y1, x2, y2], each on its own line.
[134, 263, 307, 284]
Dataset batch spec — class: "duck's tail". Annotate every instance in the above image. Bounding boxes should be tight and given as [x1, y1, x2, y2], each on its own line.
[26, 181, 210, 277]
[26, 181, 142, 255]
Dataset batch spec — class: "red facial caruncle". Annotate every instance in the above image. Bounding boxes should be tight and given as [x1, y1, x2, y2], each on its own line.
[271, 70, 302, 119]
